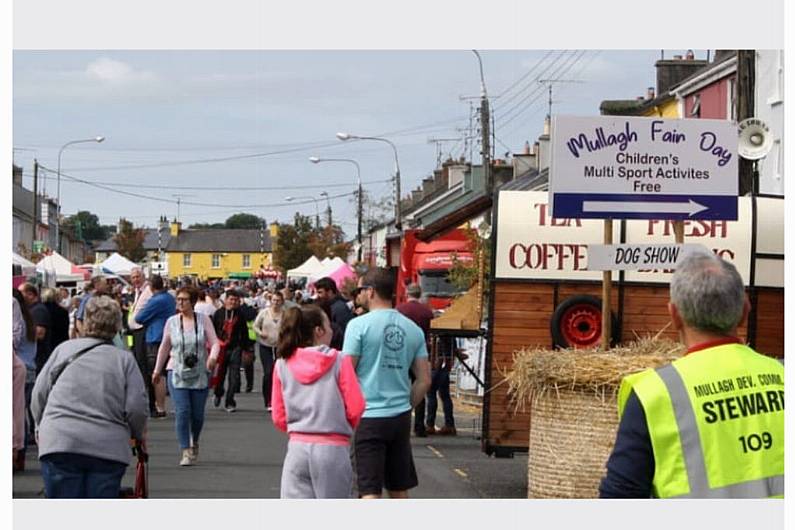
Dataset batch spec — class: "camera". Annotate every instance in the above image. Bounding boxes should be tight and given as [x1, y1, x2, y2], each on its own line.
[184, 353, 199, 368]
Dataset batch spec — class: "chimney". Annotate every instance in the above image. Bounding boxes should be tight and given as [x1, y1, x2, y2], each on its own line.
[685, 49, 695, 60]
[523, 141, 531, 155]
[647, 86, 655, 100]
[170, 219, 182, 237]
[654, 55, 709, 95]
[269, 222, 279, 239]
[422, 177, 434, 197]
[13, 164, 23, 186]
[543, 115, 551, 136]
[411, 188, 423, 203]
[433, 168, 446, 189]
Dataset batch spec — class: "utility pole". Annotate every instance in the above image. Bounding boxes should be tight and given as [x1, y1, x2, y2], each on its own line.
[736, 50, 756, 195]
[357, 183, 363, 262]
[471, 50, 492, 190]
[32, 159, 39, 253]
[480, 87, 491, 190]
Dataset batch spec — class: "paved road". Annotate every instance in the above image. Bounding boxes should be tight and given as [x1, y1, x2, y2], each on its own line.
[14, 367, 527, 498]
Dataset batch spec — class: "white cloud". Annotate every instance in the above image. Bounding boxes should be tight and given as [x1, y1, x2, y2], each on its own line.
[85, 57, 156, 84]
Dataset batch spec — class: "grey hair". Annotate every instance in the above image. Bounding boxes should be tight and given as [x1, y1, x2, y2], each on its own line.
[670, 250, 745, 334]
[406, 283, 422, 299]
[83, 295, 123, 340]
[41, 288, 58, 303]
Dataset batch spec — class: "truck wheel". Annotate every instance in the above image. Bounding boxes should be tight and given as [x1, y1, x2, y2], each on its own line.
[550, 295, 619, 349]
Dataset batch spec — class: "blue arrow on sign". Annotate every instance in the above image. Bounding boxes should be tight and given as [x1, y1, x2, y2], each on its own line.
[552, 193, 738, 220]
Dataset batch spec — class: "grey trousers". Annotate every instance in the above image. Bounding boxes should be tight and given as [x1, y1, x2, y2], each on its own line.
[280, 441, 353, 499]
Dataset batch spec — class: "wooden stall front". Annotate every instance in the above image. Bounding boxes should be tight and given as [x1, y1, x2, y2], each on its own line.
[481, 191, 784, 457]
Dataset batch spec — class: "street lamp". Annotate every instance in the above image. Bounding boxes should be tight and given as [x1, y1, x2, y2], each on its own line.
[309, 156, 363, 261]
[285, 195, 321, 228]
[336, 132, 402, 231]
[56, 136, 105, 253]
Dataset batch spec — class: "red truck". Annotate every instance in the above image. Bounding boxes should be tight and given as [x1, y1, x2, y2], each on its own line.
[396, 228, 475, 310]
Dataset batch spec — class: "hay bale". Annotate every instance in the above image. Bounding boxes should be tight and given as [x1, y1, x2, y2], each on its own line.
[505, 337, 684, 498]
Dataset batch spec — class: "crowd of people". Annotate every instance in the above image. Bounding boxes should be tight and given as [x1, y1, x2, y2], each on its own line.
[11, 248, 785, 500]
[12, 265, 464, 499]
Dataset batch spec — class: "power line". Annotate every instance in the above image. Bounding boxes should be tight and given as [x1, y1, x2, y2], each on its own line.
[38, 165, 355, 208]
[496, 50, 588, 129]
[495, 50, 584, 124]
[492, 50, 572, 114]
[497, 50, 600, 141]
[495, 49, 557, 99]
[21, 171, 390, 191]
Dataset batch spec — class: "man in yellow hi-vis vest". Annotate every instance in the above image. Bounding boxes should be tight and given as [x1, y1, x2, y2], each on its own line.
[600, 250, 784, 498]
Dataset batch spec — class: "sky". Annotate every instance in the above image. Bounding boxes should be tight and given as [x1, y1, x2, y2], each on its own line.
[12, 49, 708, 237]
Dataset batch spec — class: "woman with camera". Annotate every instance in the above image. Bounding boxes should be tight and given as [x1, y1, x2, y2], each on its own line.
[153, 286, 220, 466]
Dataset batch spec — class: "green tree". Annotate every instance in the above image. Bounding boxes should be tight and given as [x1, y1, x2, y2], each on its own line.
[309, 225, 352, 261]
[188, 222, 225, 229]
[272, 213, 315, 272]
[62, 210, 112, 242]
[225, 213, 265, 229]
[113, 218, 147, 262]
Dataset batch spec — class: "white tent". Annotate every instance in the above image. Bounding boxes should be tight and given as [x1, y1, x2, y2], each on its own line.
[13, 253, 37, 281]
[35, 251, 84, 283]
[286, 255, 324, 279]
[13, 252, 36, 269]
[308, 257, 346, 283]
[100, 252, 138, 276]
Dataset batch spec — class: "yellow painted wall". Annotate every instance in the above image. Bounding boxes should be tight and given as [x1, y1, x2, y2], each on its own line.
[641, 97, 680, 118]
[167, 251, 272, 279]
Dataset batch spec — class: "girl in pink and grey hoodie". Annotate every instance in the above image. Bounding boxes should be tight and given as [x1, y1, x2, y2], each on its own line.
[271, 305, 365, 498]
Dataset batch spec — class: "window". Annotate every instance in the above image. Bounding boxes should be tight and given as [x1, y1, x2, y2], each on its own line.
[183, 253, 191, 267]
[767, 50, 784, 105]
[689, 94, 701, 118]
[242, 254, 251, 268]
[212, 254, 220, 268]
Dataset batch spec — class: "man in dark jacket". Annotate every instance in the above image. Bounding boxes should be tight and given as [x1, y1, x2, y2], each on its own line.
[212, 290, 253, 412]
[19, 283, 52, 375]
[315, 277, 353, 350]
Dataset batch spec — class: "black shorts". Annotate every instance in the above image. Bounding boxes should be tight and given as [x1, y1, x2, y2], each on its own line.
[354, 410, 418, 495]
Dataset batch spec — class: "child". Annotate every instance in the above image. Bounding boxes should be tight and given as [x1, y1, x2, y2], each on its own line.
[271, 305, 365, 498]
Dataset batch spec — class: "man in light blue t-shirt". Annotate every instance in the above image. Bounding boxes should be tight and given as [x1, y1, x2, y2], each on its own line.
[343, 267, 431, 499]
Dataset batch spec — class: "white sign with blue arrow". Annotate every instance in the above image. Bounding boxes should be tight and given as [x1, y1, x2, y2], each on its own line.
[549, 115, 738, 220]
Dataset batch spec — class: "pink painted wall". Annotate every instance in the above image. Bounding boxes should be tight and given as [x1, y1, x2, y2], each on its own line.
[684, 74, 734, 120]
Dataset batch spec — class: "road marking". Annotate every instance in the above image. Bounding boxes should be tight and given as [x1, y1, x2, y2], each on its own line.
[426, 445, 444, 459]
[453, 468, 468, 479]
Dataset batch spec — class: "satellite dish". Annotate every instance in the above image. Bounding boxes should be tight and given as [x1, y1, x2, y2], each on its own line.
[738, 118, 772, 160]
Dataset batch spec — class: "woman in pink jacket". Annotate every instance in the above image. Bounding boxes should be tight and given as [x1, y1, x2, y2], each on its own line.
[271, 305, 365, 498]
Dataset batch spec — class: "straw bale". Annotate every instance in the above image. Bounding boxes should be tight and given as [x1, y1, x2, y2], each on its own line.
[503, 336, 684, 498]
[506, 337, 684, 410]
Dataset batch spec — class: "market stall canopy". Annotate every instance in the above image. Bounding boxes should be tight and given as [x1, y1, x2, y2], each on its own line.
[286, 255, 323, 279]
[99, 252, 138, 276]
[323, 262, 357, 291]
[308, 257, 346, 283]
[13, 252, 36, 270]
[35, 251, 85, 283]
